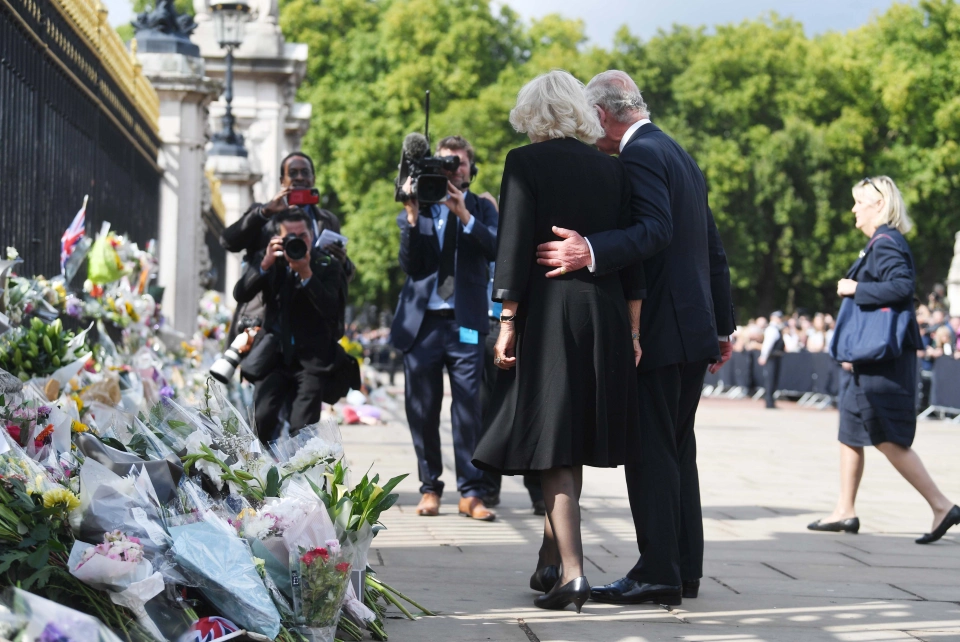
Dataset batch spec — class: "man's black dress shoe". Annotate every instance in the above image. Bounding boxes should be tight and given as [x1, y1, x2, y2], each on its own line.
[529, 565, 559, 593]
[589, 576, 682, 606]
[916, 505, 960, 544]
[807, 517, 860, 533]
[534, 576, 590, 613]
[682, 579, 700, 598]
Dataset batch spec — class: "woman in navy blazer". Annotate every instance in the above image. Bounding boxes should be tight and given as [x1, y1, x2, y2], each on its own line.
[809, 176, 959, 543]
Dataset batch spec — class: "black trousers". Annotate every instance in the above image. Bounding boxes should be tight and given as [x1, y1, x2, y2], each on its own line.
[626, 360, 708, 586]
[480, 319, 543, 503]
[764, 356, 782, 408]
[254, 360, 325, 443]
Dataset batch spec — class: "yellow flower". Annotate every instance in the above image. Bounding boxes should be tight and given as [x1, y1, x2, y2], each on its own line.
[237, 507, 258, 520]
[71, 394, 84, 412]
[42, 488, 80, 511]
[71, 420, 88, 433]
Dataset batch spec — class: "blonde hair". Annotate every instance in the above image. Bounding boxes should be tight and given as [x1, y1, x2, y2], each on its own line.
[509, 70, 604, 144]
[852, 175, 913, 234]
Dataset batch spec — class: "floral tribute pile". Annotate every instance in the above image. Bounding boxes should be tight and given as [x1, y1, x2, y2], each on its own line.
[0, 222, 428, 642]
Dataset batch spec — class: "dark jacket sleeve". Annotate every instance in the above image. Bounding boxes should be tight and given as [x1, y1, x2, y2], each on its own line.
[300, 258, 345, 319]
[492, 151, 536, 302]
[460, 195, 499, 262]
[854, 237, 915, 307]
[616, 163, 647, 301]
[586, 142, 673, 275]
[707, 207, 736, 335]
[233, 257, 268, 303]
[221, 203, 270, 254]
[397, 211, 439, 279]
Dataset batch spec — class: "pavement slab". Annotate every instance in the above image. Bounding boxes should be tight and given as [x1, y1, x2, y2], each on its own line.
[341, 381, 960, 642]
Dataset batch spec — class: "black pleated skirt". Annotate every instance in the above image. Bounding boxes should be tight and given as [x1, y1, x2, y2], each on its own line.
[472, 271, 641, 474]
[838, 351, 918, 448]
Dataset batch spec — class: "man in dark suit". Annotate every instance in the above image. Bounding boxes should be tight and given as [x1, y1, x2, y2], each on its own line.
[234, 208, 347, 443]
[221, 152, 354, 343]
[391, 135, 498, 521]
[536, 70, 736, 605]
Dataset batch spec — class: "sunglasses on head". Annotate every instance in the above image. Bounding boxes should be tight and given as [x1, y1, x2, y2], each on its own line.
[861, 177, 883, 198]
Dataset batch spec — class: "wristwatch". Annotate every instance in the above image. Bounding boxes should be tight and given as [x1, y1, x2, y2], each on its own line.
[499, 313, 517, 323]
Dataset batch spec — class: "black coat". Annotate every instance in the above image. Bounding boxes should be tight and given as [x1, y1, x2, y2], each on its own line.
[586, 123, 736, 372]
[838, 225, 922, 447]
[233, 252, 346, 372]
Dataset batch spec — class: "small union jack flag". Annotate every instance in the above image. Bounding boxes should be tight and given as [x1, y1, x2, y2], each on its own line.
[60, 195, 87, 275]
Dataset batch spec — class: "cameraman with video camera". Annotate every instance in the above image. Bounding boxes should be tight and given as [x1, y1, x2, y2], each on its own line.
[390, 135, 499, 521]
[233, 207, 350, 443]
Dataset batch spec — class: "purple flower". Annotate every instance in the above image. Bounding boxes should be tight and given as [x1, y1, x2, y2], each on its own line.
[159, 385, 175, 399]
[38, 622, 72, 642]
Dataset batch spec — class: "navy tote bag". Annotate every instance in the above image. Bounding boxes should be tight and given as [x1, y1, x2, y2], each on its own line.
[829, 234, 914, 364]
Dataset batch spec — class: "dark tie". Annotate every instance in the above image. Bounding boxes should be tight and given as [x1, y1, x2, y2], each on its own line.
[436, 210, 458, 301]
[280, 270, 296, 365]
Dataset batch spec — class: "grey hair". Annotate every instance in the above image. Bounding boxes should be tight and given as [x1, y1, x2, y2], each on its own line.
[509, 70, 605, 144]
[585, 70, 649, 123]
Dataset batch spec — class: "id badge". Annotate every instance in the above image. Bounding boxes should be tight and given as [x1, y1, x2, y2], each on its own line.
[459, 327, 479, 345]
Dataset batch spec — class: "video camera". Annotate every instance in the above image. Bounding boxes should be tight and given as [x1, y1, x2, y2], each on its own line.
[394, 90, 460, 204]
[394, 134, 460, 204]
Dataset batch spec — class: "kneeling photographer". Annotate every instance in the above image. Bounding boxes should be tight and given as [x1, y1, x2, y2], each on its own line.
[232, 208, 355, 443]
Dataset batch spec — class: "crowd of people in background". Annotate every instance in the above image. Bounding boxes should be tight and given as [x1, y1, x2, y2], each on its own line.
[730, 285, 959, 362]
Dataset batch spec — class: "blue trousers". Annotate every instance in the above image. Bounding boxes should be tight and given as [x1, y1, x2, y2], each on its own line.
[403, 314, 487, 498]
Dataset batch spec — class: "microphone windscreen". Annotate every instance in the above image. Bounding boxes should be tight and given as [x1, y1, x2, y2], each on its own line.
[402, 133, 430, 159]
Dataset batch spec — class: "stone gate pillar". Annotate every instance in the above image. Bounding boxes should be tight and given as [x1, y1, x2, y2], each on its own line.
[948, 231, 960, 318]
[135, 2, 220, 336]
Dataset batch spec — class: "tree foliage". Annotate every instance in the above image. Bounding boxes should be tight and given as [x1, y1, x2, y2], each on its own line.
[278, 0, 960, 317]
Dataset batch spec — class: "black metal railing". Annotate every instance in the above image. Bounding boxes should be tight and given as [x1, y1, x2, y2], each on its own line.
[0, 0, 161, 279]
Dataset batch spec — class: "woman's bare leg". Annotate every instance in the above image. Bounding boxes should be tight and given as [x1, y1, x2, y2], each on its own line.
[875, 442, 954, 531]
[824, 443, 864, 522]
[540, 466, 584, 585]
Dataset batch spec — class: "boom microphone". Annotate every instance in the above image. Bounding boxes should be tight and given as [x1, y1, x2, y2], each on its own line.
[402, 132, 430, 159]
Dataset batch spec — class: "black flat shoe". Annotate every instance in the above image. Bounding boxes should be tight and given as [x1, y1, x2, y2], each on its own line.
[589, 576, 682, 606]
[532, 500, 546, 516]
[916, 505, 960, 544]
[534, 576, 590, 613]
[529, 565, 559, 593]
[807, 517, 860, 533]
[682, 579, 700, 598]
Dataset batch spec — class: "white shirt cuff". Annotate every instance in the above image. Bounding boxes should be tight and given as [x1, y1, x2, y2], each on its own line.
[462, 214, 476, 234]
[585, 238, 596, 273]
[718, 335, 730, 342]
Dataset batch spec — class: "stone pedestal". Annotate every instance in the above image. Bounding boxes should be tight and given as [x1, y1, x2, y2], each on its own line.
[192, 0, 310, 205]
[140, 52, 221, 336]
[948, 231, 960, 317]
[205, 155, 261, 305]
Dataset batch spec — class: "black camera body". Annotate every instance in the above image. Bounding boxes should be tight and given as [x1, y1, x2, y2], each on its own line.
[394, 132, 460, 204]
[283, 234, 309, 261]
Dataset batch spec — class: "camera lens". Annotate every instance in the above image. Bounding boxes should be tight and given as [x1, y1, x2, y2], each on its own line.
[283, 234, 308, 260]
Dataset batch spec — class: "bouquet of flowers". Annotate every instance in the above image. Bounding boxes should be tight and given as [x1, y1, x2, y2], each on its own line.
[291, 539, 352, 642]
[0, 318, 88, 381]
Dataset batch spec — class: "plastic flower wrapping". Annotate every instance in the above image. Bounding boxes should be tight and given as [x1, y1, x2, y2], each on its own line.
[0, 218, 424, 642]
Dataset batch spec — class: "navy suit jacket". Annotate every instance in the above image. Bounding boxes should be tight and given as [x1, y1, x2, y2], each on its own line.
[587, 123, 736, 371]
[390, 193, 499, 352]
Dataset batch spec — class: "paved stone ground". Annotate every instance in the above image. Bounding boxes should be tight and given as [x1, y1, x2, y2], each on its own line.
[341, 379, 960, 642]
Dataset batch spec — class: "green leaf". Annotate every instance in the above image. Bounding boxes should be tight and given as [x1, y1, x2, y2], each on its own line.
[22, 565, 56, 590]
[26, 546, 49, 569]
[265, 466, 280, 497]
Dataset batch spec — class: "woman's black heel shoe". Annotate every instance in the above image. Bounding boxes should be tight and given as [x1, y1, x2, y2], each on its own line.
[530, 565, 560, 593]
[534, 576, 590, 613]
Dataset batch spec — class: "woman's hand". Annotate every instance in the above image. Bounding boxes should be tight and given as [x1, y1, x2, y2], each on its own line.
[494, 322, 517, 369]
[837, 278, 858, 297]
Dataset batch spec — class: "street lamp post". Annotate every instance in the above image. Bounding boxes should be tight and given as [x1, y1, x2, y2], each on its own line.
[209, 1, 250, 157]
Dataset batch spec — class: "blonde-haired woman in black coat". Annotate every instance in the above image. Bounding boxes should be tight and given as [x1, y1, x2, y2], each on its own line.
[808, 176, 959, 543]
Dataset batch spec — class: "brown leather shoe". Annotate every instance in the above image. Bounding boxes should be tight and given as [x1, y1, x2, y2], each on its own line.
[458, 496, 496, 521]
[416, 492, 440, 516]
